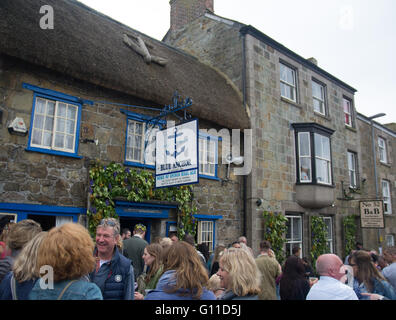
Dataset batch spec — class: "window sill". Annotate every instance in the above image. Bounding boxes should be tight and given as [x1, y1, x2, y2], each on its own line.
[124, 161, 155, 170]
[281, 97, 302, 109]
[25, 146, 83, 159]
[314, 111, 331, 121]
[379, 161, 391, 168]
[345, 125, 357, 132]
[199, 174, 220, 181]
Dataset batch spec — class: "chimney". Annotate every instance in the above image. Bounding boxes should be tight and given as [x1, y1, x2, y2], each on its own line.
[170, 0, 214, 33]
[307, 57, 318, 66]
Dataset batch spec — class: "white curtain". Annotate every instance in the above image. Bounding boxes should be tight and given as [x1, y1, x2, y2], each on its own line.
[56, 215, 73, 227]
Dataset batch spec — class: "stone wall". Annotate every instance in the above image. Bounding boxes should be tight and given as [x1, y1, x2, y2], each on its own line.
[357, 117, 396, 250]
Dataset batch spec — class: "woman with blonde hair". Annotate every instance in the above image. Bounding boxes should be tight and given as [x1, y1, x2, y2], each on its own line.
[0, 231, 47, 300]
[145, 241, 215, 300]
[29, 223, 103, 300]
[217, 247, 261, 300]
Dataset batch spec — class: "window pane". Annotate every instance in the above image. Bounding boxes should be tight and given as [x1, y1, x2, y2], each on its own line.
[67, 105, 76, 120]
[36, 98, 46, 114]
[316, 159, 331, 184]
[43, 131, 52, 147]
[56, 118, 65, 133]
[299, 133, 310, 156]
[47, 101, 55, 116]
[57, 103, 67, 117]
[65, 135, 73, 150]
[32, 129, 42, 145]
[293, 218, 301, 241]
[300, 157, 311, 181]
[33, 114, 44, 129]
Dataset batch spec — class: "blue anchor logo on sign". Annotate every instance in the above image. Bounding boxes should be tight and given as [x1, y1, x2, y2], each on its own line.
[166, 127, 188, 159]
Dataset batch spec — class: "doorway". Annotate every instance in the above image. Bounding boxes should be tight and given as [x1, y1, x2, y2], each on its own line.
[119, 217, 151, 243]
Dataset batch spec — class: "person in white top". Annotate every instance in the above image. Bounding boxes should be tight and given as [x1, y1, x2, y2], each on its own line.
[306, 253, 358, 300]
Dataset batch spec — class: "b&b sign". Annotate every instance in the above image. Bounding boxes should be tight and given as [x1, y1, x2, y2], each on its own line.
[360, 200, 384, 228]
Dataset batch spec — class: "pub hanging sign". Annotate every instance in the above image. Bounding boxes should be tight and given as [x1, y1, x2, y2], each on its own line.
[360, 200, 385, 229]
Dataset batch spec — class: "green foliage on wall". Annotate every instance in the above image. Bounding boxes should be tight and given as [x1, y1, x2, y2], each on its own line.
[343, 215, 357, 257]
[310, 216, 328, 270]
[87, 162, 197, 238]
[263, 211, 288, 265]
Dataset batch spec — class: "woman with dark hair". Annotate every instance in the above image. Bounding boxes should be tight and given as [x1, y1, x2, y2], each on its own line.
[145, 241, 215, 300]
[350, 250, 396, 300]
[134, 243, 164, 300]
[279, 256, 311, 300]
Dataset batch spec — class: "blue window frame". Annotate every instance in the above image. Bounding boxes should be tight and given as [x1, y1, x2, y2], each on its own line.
[23, 83, 93, 158]
[121, 109, 166, 169]
[0, 202, 83, 223]
[199, 132, 220, 180]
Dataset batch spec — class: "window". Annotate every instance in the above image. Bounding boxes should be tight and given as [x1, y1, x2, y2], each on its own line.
[280, 62, 297, 102]
[382, 180, 392, 214]
[343, 97, 353, 127]
[312, 80, 326, 115]
[285, 215, 302, 257]
[197, 220, 214, 253]
[293, 123, 334, 185]
[122, 110, 165, 168]
[315, 133, 332, 184]
[378, 137, 388, 164]
[323, 217, 334, 253]
[386, 234, 395, 247]
[126, 120, 159, 166]
[24, 83, 89, 158]
[199, 133, 219, 179]
[347, 151, 358, 188]
[298, 132, 312, 182]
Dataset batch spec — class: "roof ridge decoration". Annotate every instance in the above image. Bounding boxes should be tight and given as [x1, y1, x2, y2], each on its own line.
[123, 33, 168, 66]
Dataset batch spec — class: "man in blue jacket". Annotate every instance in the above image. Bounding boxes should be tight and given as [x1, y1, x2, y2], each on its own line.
[90, 218, 134, 300]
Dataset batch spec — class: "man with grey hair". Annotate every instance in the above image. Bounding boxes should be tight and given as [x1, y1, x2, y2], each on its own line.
[382, 246, 396, 290]
[306, 253, 358, 300]
[90, 218, 134, 300]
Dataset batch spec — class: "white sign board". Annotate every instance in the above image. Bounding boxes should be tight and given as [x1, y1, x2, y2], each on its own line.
[360, 200, 385, 228]
[155, 119, 199, 188]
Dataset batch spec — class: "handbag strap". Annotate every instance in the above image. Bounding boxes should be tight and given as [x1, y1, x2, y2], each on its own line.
[57, 280, 77, 300]
[11, 274, 17, 300]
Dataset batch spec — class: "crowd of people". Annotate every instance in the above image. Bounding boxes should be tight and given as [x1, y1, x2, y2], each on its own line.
[0, 218, 395, 300]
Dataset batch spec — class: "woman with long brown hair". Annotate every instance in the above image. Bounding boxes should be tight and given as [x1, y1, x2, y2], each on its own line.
[145, 241, 215, 300]
[351, 250, 396, 300]
[134, 243, 164, 300]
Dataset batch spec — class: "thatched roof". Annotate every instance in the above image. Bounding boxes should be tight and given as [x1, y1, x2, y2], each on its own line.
[0, 0, 250, 129]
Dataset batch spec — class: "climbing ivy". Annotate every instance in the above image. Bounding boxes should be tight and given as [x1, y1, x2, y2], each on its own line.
[87, 162, 197, 238]
[263, 211, 288, 265]
[343, 215, 357, 257]
[310, 216, 328, 271]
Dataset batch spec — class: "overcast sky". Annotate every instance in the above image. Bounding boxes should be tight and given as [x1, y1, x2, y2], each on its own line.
[79, 0, 395, 125]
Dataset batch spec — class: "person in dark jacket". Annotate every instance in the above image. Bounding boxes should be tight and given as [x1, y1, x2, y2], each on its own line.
[145, 241, 215, 300]
[90, 218, 134, 300]
[123, 223, 148, 280]
[279, 255, 311, 300]
[217, 248, 261, 300]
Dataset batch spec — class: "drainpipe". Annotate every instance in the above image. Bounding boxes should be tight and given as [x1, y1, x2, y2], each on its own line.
[241, 30, 247, 238]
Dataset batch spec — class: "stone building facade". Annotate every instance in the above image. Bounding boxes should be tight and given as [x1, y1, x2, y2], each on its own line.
[357, 113, 396, 250]
[165, 0, 395, 258]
